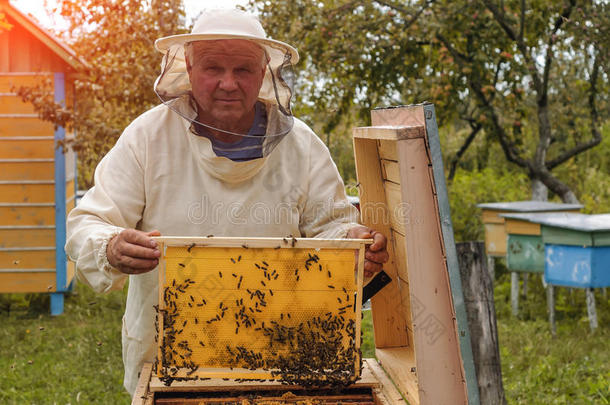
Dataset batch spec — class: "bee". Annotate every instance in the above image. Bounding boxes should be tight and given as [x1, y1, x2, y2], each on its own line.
[327, 270, 332, 278]
[187, 243, 195, 252]
[262, 261, 269, 267]
[241, 244, 249, 249]
[207, 234, 214, 237]
[328, 285, 335, 289]
[237, 255, 242, 262]
[231, 258, 236, 264]
[178, 263, 185, 268]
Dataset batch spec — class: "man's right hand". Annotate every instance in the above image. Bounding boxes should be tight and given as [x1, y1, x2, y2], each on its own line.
[107, 229, 161, 274]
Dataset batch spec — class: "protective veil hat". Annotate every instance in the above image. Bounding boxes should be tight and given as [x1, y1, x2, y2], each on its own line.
[153, 9, 299, 158]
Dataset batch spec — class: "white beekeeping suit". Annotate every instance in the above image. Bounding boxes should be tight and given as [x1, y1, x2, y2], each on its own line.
[65, 9, 359, 396]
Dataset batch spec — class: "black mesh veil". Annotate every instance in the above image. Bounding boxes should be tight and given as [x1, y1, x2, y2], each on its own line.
[154, 41, 297, 157]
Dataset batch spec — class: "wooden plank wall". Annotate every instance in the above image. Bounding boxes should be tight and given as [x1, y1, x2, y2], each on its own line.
[0, 13, 68, 72]
[0, 72, 76, 293]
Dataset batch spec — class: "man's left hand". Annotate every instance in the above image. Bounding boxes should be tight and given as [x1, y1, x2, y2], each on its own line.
[347, 225, 389, 278]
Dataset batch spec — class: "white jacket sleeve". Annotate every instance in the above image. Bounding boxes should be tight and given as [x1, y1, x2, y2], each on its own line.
[299, 134, 360, 239]
[65, 128, 146, 293]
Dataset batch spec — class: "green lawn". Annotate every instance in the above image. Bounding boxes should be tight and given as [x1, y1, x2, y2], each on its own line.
[0, 273, 608, 404]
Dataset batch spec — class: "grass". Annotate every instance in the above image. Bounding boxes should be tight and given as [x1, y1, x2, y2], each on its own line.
[0, 271, 608, 404]
[0, 284, 130, 404]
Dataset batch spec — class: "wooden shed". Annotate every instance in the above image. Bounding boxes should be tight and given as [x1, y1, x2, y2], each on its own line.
[0, 0, 85, 315]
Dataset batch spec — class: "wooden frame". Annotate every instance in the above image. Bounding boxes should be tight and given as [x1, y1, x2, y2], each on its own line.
[353, 104, 479, 405]
[153, 236, 368, 385]
[132, 359, 406, 405]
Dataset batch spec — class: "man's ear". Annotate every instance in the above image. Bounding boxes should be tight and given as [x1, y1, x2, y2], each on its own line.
[185, 53, 192, 76]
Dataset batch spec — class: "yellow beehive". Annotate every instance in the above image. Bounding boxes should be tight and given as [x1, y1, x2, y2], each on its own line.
[154, 237, 368, 387]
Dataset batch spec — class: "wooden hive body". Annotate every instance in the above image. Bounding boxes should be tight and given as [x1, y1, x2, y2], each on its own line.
[0, 0, 84, 315]
[131, 104, 480, 404]
[352, 104, 479, 405]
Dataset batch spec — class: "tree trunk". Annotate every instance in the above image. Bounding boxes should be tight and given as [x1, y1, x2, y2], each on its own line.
[456, 241, 507, 405]
[531, 178, 548, 201]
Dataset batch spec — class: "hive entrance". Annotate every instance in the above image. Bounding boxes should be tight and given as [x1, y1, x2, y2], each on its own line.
[155, 238, 366, 387]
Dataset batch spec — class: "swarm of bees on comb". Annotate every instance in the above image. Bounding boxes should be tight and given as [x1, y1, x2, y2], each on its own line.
[154, 239, 363, 388]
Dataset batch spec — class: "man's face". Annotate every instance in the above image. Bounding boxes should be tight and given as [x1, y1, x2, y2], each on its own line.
[186, 40, 266, 134]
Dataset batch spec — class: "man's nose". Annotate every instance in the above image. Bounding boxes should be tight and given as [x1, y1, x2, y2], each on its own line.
[218, 72, 238, 91]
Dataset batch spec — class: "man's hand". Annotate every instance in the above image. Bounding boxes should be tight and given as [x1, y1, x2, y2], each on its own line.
[347, 225, 389, 278]
[107, 229, 161, 274]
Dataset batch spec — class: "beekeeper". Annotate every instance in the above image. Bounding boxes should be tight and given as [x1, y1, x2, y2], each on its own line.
[66, 9, 388, 396]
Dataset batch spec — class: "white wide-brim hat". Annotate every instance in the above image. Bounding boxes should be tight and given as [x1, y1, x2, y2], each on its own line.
[155, 9, 299, 65]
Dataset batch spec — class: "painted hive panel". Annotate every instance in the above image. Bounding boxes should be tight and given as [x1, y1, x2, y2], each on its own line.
[156, 242, 362, 386]
[545, 245, 610, 288]
[506, 234, 544, 273]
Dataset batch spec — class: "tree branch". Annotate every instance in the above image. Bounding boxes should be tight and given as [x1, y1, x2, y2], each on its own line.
[481, 0, 542, 93]
[540, 0, 575, 105]
[519, 0, 525, 41]
[373, 0, 437, 30]
[546, 54, 602, 169]
[448, 122, 482, 181]
[436, 34, 530, 169]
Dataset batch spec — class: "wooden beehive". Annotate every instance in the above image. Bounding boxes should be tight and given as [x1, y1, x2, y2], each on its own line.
[501, 213, 610, 288]
[476, 201, 582, 258]
[0, 0, 86, 315]
[352, 104, 479, 405]
[502, 215, 545, 273]
[153, 237, 367, 386]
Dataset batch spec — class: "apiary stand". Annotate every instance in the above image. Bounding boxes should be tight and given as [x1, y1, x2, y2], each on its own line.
[353, 104, 479, 405]
[477, 201, 582, 316]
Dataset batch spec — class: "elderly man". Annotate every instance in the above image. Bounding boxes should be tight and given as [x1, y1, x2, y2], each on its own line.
[66, 9, 388, 396]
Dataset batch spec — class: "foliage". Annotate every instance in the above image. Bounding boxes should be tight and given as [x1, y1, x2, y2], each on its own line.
[448, 167, 530, 241]
[252, 0, 609, 203]
[14, 0, 186, 189]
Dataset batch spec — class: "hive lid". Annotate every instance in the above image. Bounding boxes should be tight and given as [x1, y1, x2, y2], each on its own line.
[500, 213, 610, 232]
[476, 201, 583, 212]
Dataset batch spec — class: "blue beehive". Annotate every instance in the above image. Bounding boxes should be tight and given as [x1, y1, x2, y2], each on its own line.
[539, 213, 610, 288]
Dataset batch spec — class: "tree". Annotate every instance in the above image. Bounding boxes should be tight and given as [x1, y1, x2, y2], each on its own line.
[15, 0, 186, 188]
[252, 0, 608, 203]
